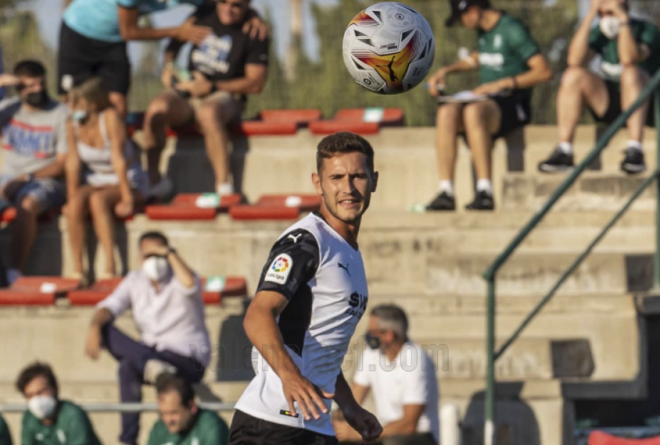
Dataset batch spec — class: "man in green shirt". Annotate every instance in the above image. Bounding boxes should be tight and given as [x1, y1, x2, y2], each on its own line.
[538, 0, 660, 174]
[15, 362, 102, 445]
[0, 414, 12, 445]
[147, 375, 228, 445]
[426, 0, 552, 211]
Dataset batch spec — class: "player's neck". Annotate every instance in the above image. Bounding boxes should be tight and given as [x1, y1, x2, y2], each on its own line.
[479, 9, 501, 32]
[318, 207, 360, 250]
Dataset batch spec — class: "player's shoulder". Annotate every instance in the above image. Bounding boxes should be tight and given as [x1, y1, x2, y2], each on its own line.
[277, 214, 324, 246]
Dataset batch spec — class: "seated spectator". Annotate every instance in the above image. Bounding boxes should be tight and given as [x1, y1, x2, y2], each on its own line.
[0, 60, 68, 284]
[538, 0, 660, 174]
[426, 0, 552, 211]
[15, 362, 102, 445]
[333, 305, 439, 445]
[65, 78, 149, 281]
[147, 374, 229, 445]
[142, 0, 270, 199]
[0, 412, 12, 445]
[84, 231, 210, 445]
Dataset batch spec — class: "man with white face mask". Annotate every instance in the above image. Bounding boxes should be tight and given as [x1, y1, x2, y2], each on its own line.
[538, 0, 660, 174]
[84, 231, 210, 445]
[16, 362, 102, 445]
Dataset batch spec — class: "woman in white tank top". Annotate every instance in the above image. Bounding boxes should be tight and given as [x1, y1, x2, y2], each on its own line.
[65, 78, 148, 280]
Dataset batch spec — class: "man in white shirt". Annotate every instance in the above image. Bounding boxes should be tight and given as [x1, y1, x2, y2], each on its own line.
[333, 305, 439, 445]
[84, 231, 211, 445]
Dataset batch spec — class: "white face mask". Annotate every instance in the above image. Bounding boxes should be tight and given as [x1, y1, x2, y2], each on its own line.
[600, 16, 621, 39]
[142, 256, 170, 282]
[28, 395, 57, 420]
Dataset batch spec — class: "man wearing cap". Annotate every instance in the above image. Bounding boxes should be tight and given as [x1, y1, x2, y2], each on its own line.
[426, 0, 552, 212]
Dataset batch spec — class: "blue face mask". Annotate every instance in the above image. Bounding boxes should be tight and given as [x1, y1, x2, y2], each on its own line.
[71, 110, 88, 122]
[365, 333, 381, 350]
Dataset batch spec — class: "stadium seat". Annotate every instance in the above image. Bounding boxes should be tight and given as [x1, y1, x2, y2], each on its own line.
[146, 193, 242, 221]
[0, 206, 16, 223]
[309, 108, 404, 135]
[201, 276, 248, 304]
[260, 109, 322, 127]
[229, 194, 321, 221]
[588, 431, 660, 444]
[231, 121, 298, 136]
[67, 278, 123, 306]
[0, 207, 61, 224]
[0, 277, 81, 306]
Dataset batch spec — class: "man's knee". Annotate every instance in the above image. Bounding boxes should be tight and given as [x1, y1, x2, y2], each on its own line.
[145, 96, 172, 124]
[463, 103, 489, 126]
[196, 102, 229, 130]
[620, 65, 647, 89]
[560, 66, 590, 90]
[436, 104, 462, 126]
[16, 196, 41, 217]
[89, 191, 110, 213]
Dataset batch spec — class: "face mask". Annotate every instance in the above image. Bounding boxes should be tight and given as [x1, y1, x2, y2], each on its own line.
[25, 90, 49, 108]
[71, 110, 88, 122]
[600, 16, 621, 39]
[28, 395, 57, 420]
[142, 256, 170, 282]
[365, 333, 381, 350]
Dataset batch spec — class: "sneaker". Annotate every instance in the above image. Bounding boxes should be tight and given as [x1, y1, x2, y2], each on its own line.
[144, 359, 177, 384]
[538, 147, 574, 173]
[148, 176, 174, 201]
[426, 192, 456, 211]
[621, 148, 646, 175]
[466, 190, 495, 211]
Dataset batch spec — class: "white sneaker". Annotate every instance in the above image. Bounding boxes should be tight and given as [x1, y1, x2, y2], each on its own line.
[143, 359, 177, 384]
[149, 177, 174, 200]
[6, 268, 21, 285]
[216, 182, 234, 197]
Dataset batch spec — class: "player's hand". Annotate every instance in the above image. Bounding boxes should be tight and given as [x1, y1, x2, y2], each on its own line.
[342, 404, 382, 442]
[332, 419, 363, 442]
[600, 0, 628, 20]
[427, 68, 448, 97]
[588, 0, 608, 16]
[85, 326, 102, 361]
[161, 66, 178, 90]
[141, 242, 170, 258]
[472, 80, 507, 96]
[114, 199, 134, 219]
[175, 73, 213, 98]
[242, 10, 270, 41]
[281, 370, 333, 421]
[175, 18, 212, 45]
[0, 73, 21, 88]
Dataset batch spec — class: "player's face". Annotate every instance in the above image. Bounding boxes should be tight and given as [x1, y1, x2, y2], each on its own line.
[217, 0, 249, 25]
[313, 152, 378, 225]
[139, 238, 167, 262]
[23, 376, 55, 400]
[460, 7, 481, 30]
[158, 391, 197, 434]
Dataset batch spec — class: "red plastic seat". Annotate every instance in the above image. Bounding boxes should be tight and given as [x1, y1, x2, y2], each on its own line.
[146, 193, 242, 221]
[588, 431, 660, 445]
[309, 108, 404, 135]
[0, 277, 81, 306]
[260, 109, 322, 126]
[230, 194, 321, 221]
[1, 207, 61, 224]
[68, 278, 123, 306]
[232, 121, 298, 136]
[1, 207, 16, 223]
[201, 276, 248, 304]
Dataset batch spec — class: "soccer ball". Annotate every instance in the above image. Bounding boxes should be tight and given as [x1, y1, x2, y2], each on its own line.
[342, 2, 435, 95]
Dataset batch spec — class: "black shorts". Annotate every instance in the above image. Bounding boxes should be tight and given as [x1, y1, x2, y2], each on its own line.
[229, 410, 339, 445]
[491, 89, 532, 139]
[57, 21, 131, 95]
[588, 80, 656, 127]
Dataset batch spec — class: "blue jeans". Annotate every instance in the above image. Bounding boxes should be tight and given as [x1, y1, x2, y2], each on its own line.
[101, 325, 206, 445]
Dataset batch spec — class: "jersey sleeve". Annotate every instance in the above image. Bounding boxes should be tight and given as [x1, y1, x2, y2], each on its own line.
[589, 25, 607, 54]
[246, 36, 270, 66]
[256, 229, 319, 300]
[509, 20, 540, 62]
[639, 22, 660, 53]
[63, 405, 96, 445]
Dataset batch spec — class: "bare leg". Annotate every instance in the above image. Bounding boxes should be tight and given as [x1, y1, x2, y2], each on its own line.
[109, 93, 128, 120]
[88, 187, 123, 277]
[556, 67, 609, 143]
[66, 185, 95, 276]
[620, 65, 651, 143]
[141, 91, 194, 185]
[463, 100, 501, 181]
[10, 196, 41, 271]
[435, 103, 465, 182]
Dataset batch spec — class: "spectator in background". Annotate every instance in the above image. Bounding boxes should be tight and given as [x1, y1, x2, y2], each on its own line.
[65, 78, 149, 281]
[538, 0, 660, 174]
[0, 60, 69, 284]
[147, 374, 229, 445]
[333, 305, 439, 445]
[84, 231, 210, 445]
[59, 0, 268, 117]
[0, 413, 12, 445]
[426, 0, 552, 211]
[15, 362, 102, 445]
[141, 0, 270, 200]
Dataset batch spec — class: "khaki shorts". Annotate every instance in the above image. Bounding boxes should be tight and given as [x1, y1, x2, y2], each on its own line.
[189, 90, 245, 125]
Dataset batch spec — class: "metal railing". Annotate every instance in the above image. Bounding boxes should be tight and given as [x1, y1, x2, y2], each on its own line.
[0, 402, 235, 413]
[482, 67, 660, 445]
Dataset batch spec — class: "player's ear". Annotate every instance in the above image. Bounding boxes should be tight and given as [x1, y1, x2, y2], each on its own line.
[312, 172, 323, 196]
[371, 171, 379, 193]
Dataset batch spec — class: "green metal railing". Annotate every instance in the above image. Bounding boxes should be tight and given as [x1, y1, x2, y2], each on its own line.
[482, 68, 660, 445]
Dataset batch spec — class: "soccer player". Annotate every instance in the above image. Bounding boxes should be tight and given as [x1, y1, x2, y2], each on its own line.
[229, 132, 383, 444]
[537, 0, 660, 174]
[426, 0, 552, 211]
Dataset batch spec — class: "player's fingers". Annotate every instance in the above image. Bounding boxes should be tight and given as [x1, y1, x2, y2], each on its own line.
[295, 392, 315, 420]
[299, 389, 322, 419]
[307, 386, 328, 414]
[285, 395, 297, 418]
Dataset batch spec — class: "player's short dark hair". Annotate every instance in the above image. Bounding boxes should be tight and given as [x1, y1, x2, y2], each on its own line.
[371, 304, 408, 340]
[156, 374, 195, 406]
[316, 132, 375, 172]
[15, 362, 59, 397]
[13, 60, 46, 78]
[139, 231, 169, 247]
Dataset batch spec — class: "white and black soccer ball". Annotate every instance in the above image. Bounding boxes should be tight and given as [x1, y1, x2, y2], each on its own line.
[342, 2, 435, 95]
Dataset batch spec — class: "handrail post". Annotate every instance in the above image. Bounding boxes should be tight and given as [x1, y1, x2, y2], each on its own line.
[654, 87, 660, 290]
[485, 277, 496, 445]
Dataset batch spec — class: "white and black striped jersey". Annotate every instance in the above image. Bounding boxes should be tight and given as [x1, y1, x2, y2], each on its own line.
[235, 212, 369, 436]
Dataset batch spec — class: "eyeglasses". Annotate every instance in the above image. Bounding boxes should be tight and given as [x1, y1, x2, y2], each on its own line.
[216, 0, 246, 9]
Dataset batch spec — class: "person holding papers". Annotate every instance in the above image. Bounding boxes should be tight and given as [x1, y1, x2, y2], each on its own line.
[426, 0, 552, 211]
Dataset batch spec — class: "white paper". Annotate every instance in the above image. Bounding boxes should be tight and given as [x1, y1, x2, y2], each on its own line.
[285, 196, 303, 207]
[205, 276, 226, 292]
[195, 193, 220, 208]
[363, 108, 384, 123]
[40, 283, 56, 293]
[437, 90, 488, 103]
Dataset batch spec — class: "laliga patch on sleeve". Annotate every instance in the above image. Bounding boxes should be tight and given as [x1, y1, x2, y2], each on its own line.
[265, 254, 293, 285]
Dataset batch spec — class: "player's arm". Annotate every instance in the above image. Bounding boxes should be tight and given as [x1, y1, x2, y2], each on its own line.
[213, 64, 268, 95]
[427, 51, 479, 97]
[511, 53, 553, 89]
[117, 5, 210, 44]
[568, 0, 604, 66]
[380, 405, 425, 437]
